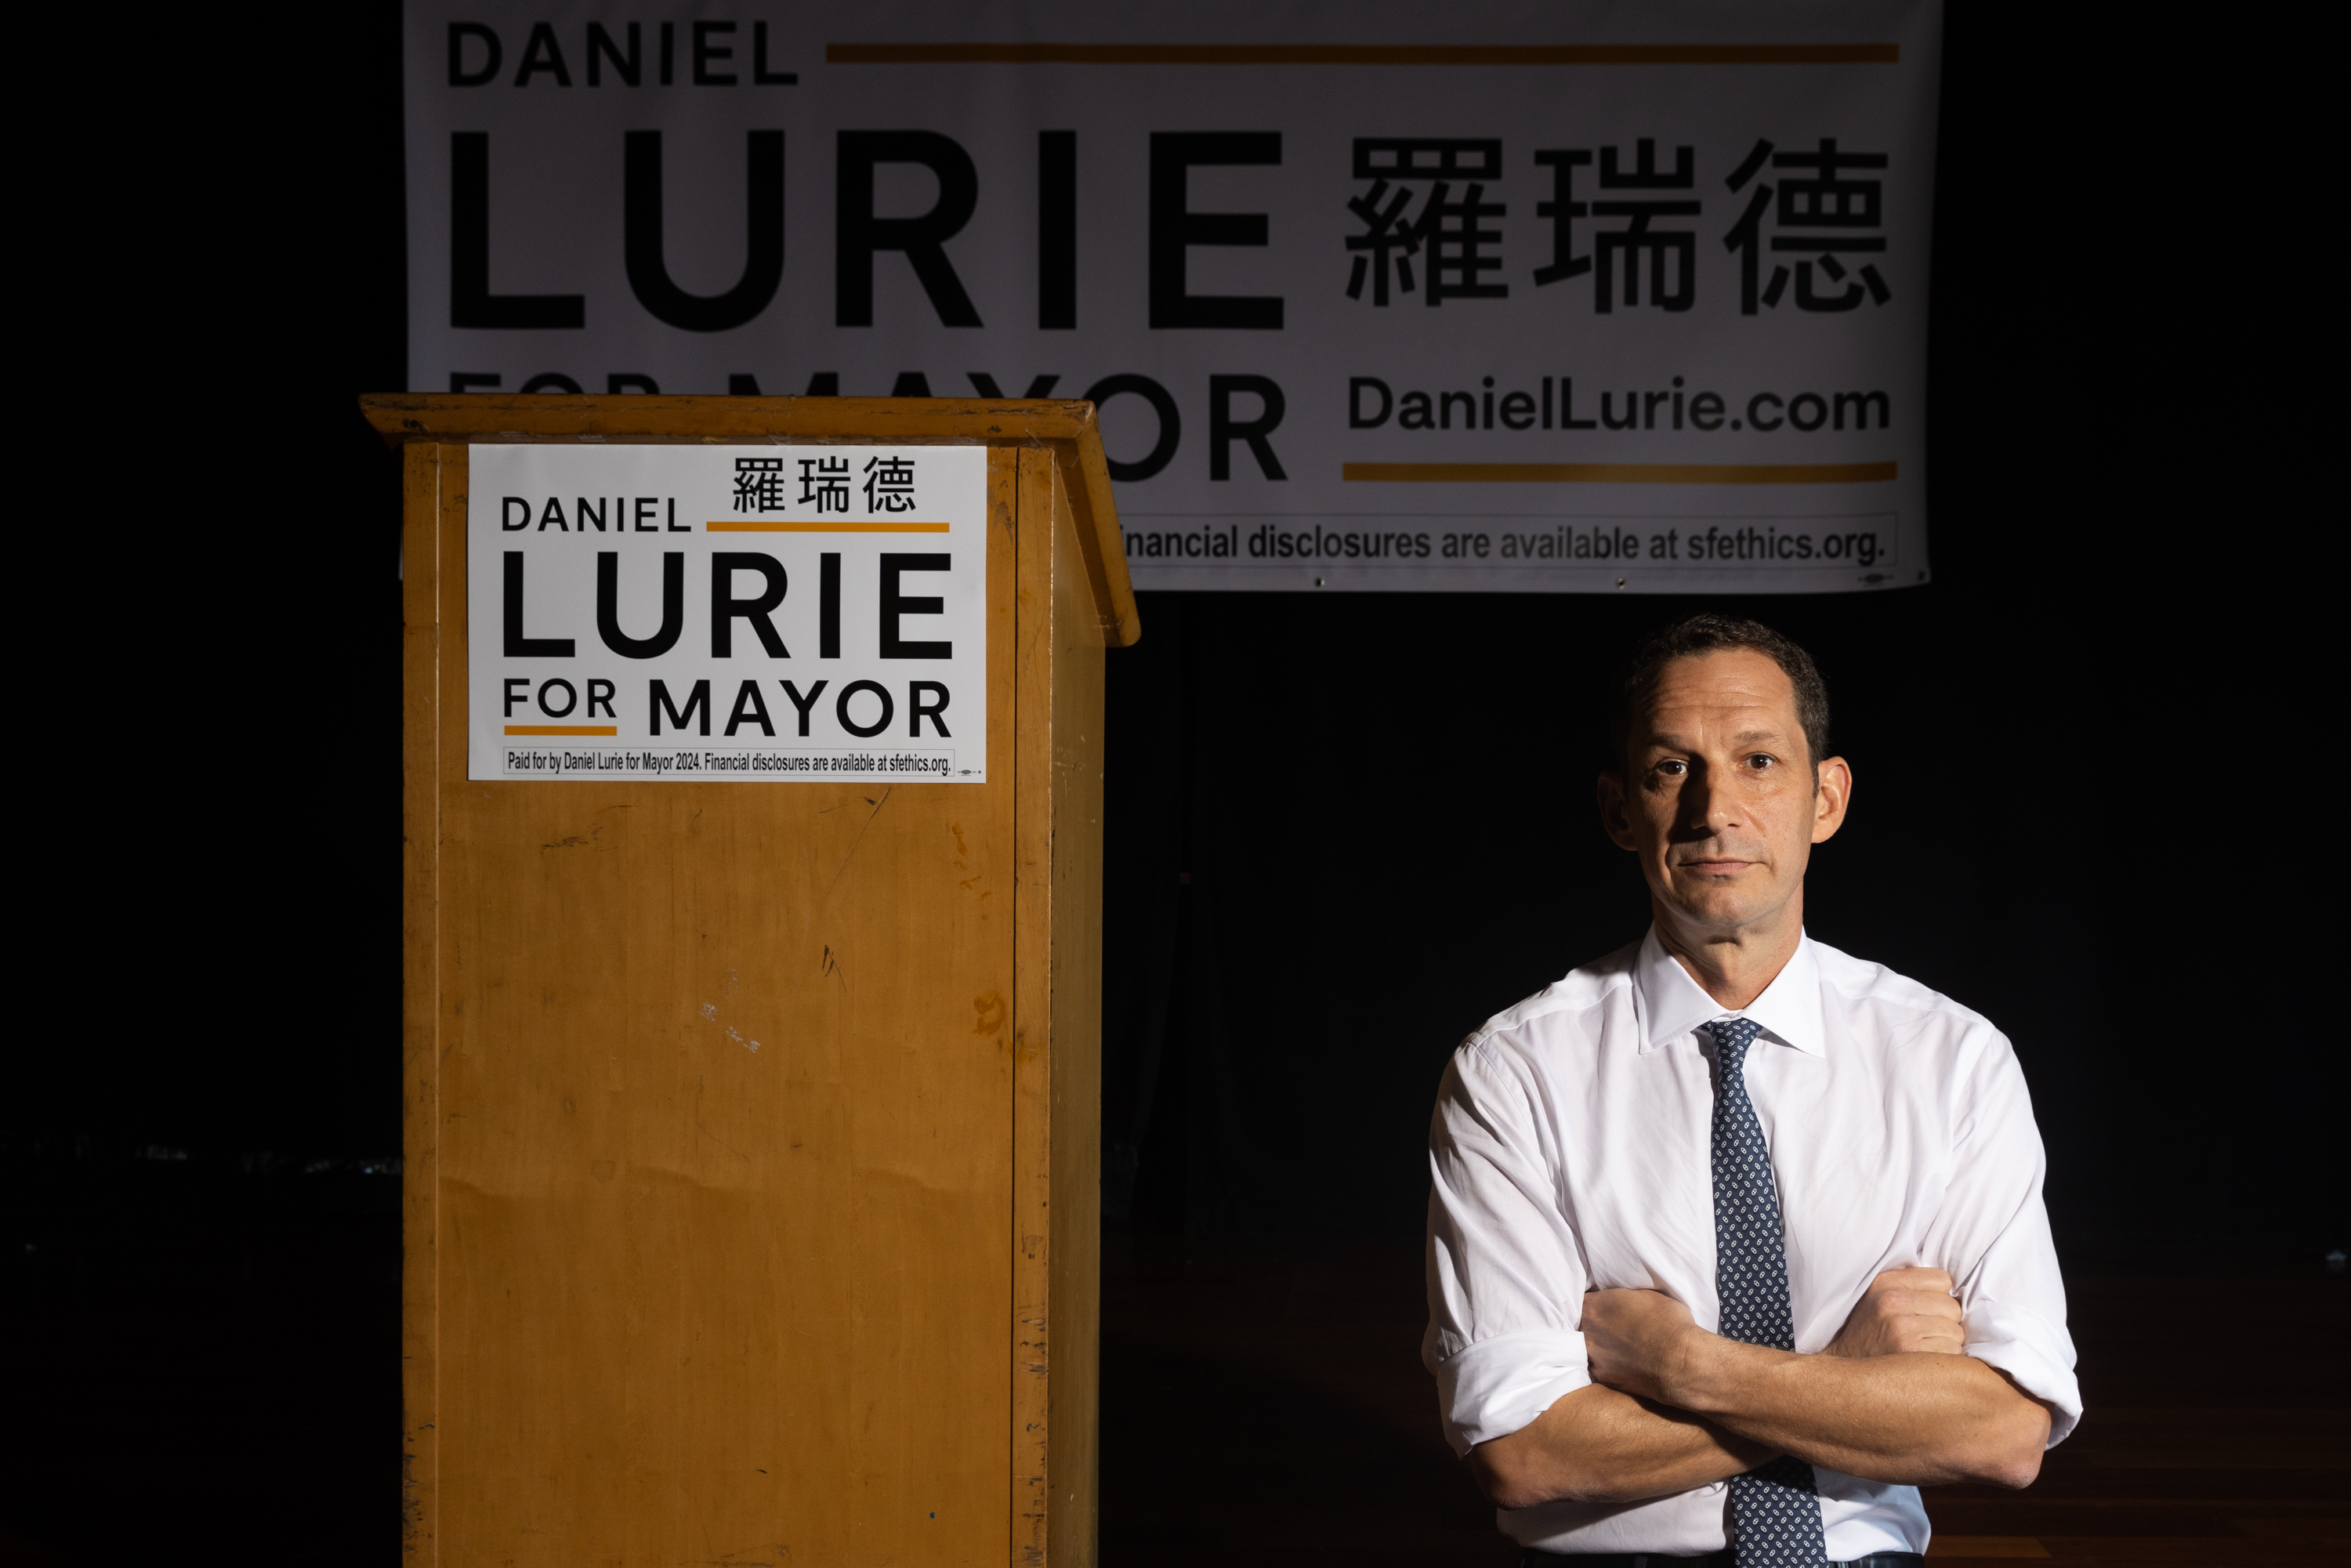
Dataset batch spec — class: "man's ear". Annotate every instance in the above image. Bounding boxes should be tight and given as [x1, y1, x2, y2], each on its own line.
[1596, 770, 1639, 851]
[1810, 755, 1853, 844]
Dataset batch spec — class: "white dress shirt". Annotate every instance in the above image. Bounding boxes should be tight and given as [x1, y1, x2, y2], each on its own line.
[1425, 929, 2080, 1559]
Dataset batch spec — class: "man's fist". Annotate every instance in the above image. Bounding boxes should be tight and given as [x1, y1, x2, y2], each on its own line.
[1581, 1287, 1701, 1401]
[1828, 1267, 1965, 1358]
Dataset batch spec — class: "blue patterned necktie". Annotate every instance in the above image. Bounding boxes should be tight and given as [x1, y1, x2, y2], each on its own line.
[1706, 1017, 1828, 1568]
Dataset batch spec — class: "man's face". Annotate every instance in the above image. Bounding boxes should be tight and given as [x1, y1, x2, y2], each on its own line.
[1598, 648, 1850, 938]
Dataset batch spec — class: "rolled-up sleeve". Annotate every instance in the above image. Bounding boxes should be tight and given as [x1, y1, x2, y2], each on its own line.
[1925, 1027, 2083, 1446]
[1425, 1041, 1590, 1456]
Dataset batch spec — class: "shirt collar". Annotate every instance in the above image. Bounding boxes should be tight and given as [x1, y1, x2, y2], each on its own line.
[1634, 925, 1826, 1058]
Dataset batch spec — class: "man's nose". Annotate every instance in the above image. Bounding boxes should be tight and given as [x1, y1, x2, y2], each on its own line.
[1684, 763, 1741, 830]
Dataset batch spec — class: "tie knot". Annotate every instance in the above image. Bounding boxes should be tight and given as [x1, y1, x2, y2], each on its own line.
[1704, 1016, 1762, 1064]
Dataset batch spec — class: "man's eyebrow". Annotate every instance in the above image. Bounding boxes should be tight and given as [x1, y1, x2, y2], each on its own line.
[1641, 726, 1789, 750]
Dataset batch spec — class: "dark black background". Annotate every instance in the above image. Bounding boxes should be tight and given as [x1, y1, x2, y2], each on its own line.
[6, 5, 2334, 1564]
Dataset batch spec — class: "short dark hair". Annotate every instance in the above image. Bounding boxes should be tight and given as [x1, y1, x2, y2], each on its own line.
[1605, 613, 1831, 775]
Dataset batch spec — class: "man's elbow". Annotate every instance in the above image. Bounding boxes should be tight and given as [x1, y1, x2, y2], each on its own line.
[1469, 1442, 1553, 1510]
[1960, 1396, 2052, 1490]
[1972, 1439, 2044, 1490]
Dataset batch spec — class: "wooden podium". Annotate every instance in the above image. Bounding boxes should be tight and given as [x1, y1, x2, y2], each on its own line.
[367, 395, 1139, 1567]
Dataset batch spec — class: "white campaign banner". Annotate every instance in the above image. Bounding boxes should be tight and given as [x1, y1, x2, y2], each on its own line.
[468, 444, 987, 781]
[408, 0, 1940, 594]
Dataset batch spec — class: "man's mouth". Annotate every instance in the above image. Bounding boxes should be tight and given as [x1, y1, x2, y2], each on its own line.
[1675, 858, 1756, 875]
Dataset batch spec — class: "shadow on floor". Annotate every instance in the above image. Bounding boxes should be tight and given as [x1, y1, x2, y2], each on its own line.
[1102, 1229, 1514, 1566]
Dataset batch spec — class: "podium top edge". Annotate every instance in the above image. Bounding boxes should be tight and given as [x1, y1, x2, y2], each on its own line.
[363, 394, 1140, 646]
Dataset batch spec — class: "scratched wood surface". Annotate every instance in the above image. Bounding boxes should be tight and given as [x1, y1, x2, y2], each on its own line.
[389, 400, 1132, 1568]
[1009, 449, 1108, 1567]
[1041, 451, 1106, 1568]
[401, 441, 447, 1564]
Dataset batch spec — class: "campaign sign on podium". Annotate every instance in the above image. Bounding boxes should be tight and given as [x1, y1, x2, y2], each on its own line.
[470, 444, 987, 783]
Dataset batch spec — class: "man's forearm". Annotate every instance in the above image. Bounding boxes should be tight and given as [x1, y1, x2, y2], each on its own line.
[1652, 1335, 2050, 1487]
[1470, 1382, 1777, 1510]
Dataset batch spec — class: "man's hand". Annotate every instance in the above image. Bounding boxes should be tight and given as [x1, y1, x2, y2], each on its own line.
[1828, 1268, 1965, 1359]
[1581, 1287, 1704, 1403]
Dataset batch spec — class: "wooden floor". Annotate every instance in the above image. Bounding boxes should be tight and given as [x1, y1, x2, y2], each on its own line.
[1099, 1232, 2350, 1566]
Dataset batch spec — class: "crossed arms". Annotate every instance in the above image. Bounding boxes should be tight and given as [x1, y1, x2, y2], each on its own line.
[1468, 1269, 2054, 1511]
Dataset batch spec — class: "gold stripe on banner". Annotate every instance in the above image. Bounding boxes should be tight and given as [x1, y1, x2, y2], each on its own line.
[1342, 461, 1899, 484]
[705, 520, 953, 532]
[505, 725, 621, 737]
[825, 43, 1900, 66]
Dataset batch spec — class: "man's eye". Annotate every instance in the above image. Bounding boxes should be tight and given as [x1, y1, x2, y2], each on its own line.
[1656, 759, 1687, 777]
[1745, 754, 1776, 770]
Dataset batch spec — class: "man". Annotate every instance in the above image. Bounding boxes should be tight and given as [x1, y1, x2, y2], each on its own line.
[1423, 614, 2078, 1567]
